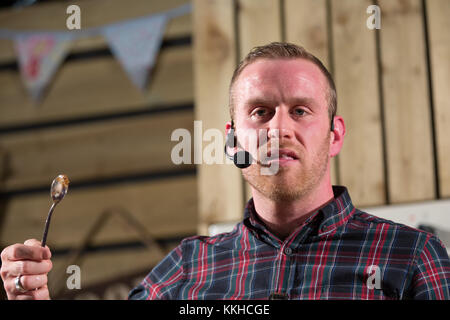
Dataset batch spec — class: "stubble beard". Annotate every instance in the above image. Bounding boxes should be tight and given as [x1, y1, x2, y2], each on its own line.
[242, 133, 331, 202]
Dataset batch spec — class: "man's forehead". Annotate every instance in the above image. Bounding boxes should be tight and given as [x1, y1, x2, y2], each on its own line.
[238, 58, 326, 84]
[234, 58, 328, 103]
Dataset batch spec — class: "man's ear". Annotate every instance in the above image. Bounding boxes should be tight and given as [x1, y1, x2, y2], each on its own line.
[329, 115, 345, 158]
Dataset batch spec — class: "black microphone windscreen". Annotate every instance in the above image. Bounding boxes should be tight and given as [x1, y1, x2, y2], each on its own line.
[233, 150, 253, 169]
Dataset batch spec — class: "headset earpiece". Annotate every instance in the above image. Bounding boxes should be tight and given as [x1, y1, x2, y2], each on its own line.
[224, 120, 252, 168]
[225, 128, 237, 148]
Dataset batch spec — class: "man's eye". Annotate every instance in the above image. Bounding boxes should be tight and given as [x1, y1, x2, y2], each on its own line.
[293, 108, 306, 116]
[252, 108, 269, 117]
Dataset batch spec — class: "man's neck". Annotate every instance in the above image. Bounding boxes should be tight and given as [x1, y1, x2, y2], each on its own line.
[251, 183, 335, 241]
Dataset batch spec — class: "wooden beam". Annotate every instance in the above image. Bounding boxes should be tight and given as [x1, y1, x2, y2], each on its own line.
[193, 0, 242, 235]
[331, 0, 385, 206]
[0, 175, 198, 248]
[49, 245, 174, 297]
[0, 46, 193, 127]
[379, 0, 435, 203]
[0, 110, 193, 191]
[426, 0, 450, 197]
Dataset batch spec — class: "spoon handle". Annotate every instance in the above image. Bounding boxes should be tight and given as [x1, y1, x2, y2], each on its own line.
[41, 202, 57, 247]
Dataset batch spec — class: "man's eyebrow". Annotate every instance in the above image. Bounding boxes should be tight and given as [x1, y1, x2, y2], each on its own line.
[285, 96, 316, 106]
[244, 97, 276, 107]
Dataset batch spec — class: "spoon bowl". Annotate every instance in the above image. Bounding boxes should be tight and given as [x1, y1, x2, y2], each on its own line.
[50, 174, 69, 203]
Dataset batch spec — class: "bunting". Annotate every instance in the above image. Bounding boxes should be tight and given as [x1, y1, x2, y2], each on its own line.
[14, 33, 74, 101]
[0, 3, 191, 103]
[103, 14, 167, 90]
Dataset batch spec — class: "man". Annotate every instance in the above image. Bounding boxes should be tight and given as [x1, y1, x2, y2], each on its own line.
[127, 42, 450, 299]
[1, 42, 449, 300]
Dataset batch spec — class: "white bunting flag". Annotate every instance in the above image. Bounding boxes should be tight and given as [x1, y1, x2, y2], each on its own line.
[103, 14, 167, 90]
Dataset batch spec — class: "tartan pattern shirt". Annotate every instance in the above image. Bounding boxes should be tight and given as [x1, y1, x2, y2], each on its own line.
[128, 186, 450, 300]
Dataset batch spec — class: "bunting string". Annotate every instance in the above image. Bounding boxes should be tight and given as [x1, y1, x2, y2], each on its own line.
[0, 3, 191, 103]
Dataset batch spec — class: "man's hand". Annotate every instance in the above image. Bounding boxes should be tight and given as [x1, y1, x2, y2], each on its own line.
[0, 239, 52, 300]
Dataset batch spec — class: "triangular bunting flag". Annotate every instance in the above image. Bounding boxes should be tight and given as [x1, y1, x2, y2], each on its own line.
[14, 32, 73, 102]
[103, 14, 167, 90]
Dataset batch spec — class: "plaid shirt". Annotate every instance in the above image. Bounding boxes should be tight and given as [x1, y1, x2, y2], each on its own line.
[129, 186, 450, 300]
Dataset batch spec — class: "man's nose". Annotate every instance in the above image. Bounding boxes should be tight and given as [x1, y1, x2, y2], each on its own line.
[267, 109, 294, 140]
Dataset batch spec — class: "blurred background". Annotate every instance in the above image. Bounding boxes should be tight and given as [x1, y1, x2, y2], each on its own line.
[0, 0, 448, 299]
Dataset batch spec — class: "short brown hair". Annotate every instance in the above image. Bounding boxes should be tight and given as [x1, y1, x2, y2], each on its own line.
[229, 42, 337, 124]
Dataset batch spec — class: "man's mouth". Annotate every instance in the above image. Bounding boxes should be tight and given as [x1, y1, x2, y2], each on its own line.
[261, 148, 299, 164]
[279, 155, 296, 160]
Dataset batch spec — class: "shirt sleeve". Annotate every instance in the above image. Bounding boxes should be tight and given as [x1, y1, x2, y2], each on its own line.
[409, 235, 450, 299]
[128, 244, 184, 300]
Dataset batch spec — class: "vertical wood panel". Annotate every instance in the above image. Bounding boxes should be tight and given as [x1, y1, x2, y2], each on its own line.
[426, 0, 450, 197]
[238, 0, 282, 55]
[285, 0, 328, 67]
[193, 0, 243, 234]
[284, 0, 338, 188]
[379, 0, 435, 203]
[237, 0, 283, 202]
[331, 0, 385, 206]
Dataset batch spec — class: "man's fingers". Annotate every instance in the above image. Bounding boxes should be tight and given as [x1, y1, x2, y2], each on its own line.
[15, 294, 34, 300]
[14, 286, 50, 300]
[1, 240, 53, 300]
[10, 259, 52, 277]
[18, 274, 48, 291]
[5, 274, 48, 295]
[24, 239, 51, 259]
[23, 239, 42, 247]
[2, 243, 49, 261]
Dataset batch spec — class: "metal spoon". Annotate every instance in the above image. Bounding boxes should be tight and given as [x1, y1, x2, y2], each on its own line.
[41, 174, 69, 247]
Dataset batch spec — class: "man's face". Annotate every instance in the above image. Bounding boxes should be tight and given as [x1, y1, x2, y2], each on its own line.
[231, 58, 333, 202]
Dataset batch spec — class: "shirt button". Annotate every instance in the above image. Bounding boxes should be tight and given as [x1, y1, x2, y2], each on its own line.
[269, 292, 289, 300]
[284, 247, 293, 255]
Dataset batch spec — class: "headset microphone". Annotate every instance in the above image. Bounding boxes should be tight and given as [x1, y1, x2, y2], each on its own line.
[224, 121, 253, 169]
[233, 150, 253, 169]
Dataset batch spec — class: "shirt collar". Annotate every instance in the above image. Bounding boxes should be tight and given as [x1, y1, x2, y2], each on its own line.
[243, 186, 356, 240]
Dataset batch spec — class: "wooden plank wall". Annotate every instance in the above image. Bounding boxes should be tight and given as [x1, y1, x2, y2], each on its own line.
[0, 0, 448, 299]
[426, 0, 450, 198]
[194, 0, 450, 231]
[193, 0, 243, 235]
[0, 0, 195, 299]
